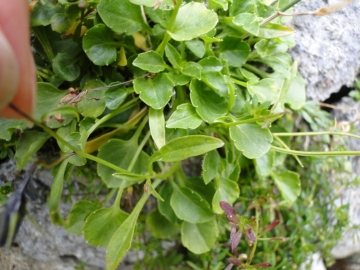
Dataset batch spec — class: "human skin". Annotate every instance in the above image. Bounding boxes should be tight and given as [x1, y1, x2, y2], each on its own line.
[0, 0, 36, 119]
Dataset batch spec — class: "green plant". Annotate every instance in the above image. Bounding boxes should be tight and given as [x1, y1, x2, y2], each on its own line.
[1, 0, 359, 269]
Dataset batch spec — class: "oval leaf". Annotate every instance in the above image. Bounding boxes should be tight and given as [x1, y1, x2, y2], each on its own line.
[150, 135, 224, 163]
[169, 2, 218, 41]
[272, 171, 301, 204]
[229, 123, 273, 159]
[171, 186, 214, 223]
[133, 51, 166, 73]
[181, 217, 219, 254]
[166, 103, 203, 129]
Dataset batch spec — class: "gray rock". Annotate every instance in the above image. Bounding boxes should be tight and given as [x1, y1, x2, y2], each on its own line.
[289, 0, 360, 101]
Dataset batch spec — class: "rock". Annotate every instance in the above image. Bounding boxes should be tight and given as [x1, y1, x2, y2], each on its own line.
[289, 0, 360, 101]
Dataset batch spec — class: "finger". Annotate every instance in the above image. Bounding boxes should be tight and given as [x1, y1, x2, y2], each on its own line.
[0, 0, 36, 119]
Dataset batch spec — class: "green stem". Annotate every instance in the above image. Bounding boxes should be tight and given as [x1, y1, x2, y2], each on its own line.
[230, 77, 247, 87]
[128, 131, 150, 172]
[155, 0, 183, 56]
[247, 207, 259, 264]
[273, 135, 303, 167]
[86, 98, 138, 137]
[225, 113, 283, 126]
[271, 145, 360, 156]
[273, 131, 360, 140]
[243, 64, 269, 79]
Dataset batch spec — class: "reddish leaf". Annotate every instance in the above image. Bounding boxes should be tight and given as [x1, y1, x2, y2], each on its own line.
[231, 230, 242, 255]
[245, 224, 256, 245]
[227, 257, 241, 266]
[253, 262, 272, 268]
[261, 220, 280, 234]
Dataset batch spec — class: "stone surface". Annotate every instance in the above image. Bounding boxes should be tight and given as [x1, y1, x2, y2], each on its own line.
[289, 0, 360, 101]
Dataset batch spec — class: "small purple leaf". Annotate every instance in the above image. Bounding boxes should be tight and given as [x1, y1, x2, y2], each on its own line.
[227, 257, 241, 266]
[220, 201, 236, 215]
[245, 224, 256, 246]
[261, 220, 280, 234]
[225, 264, 234, 270]
[231, 230, 242, 255]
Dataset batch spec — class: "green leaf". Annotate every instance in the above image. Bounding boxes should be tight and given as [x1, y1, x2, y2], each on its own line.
[165, 43, 182, 68]
[106, 192, 149, 269]
[77, 80, 106, 117]
[258, 23, 294, 39]
[150, 135, 224, 163]
[219, 36, 250, 67]
[14, 131, 51, 170]
[52, 52, 80, 81]
[129, 0, 157, 7]
[83, 205, 129, 246]
[65, 200, 100, 235]
[190, 79, 228, 123]
[171, 186, 214, 223]
[201, 72, 229, 97]
[229, 123, 273, 159]
[146, 210, 179, 239]
[212, 177, 240, 214]
[105, 85, 128, 110]
[185, 40, 205, 58]
[181, 217, 218, 254]
[0, 119, 25, 141]
[166, 103, 203, 129]
[31, 2, 64, 26]
[97, 138, 149, 187]
[198, 56, 223, 73]
[254, 150, 274, 177]
[247, 78, 280, 104]
[83, 24, 117, 66]
[169, 2, 218, 41]
[133, 51, 166, 73]
[272, 171, 301, 204]
[149, 107, 166, 149]
[181, 62, 202, 80]
[209, 0, 228, 10]
[285, 73, 306, 110]
[158, 182, 180, 223]
[98, 0, 144, 35]
[41, 106, 80, 123]
[35, 83, 67, 123]
[133, 73, 173, 109]
[229, 0, 254, 16]
[49, 160, 70, 226]
[202, 150, 221, 184]
[167, 73, 191, 86]
[233, 13, 261, 36]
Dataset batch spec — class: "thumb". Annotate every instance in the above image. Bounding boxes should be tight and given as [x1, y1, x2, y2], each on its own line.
[0, 26, 19, 111]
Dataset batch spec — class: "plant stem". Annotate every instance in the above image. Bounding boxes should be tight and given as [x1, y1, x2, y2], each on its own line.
[155, 0, 183, 56]
[271, 145, 360, 156]
[273, 135, 303, 167]
[226, 112, 283, 126]
[243, 64, 269, 79]
[273, 131, 360, 140]
[247, 206, 259, 264]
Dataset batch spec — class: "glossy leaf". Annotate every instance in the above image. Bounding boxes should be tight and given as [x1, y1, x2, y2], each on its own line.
[133, 74, 174, 109]
[14, 131, 51, 170]
[106, 193, 149, 269]
[165, 43, 182, 68]
[65, 200, 100, 235]
[133, 51, 166, 73]
[212, 177, 240, 214]
[219, 36, 250, 67]
[146, 210, 179, 239]
[105, 85, 128, 110]
[285, 72, 306, 110]
[130, 0, 157, 7]
[181, 61, 202, 80]
[83, 205, 129, 246]
[77, 80, 106, 117]
[167, 73, 191, 86]
[233, 13, 261, 36]
[97, 139, 149, 187]
[166, 103, 203, 129]
[171, 186, 214, 223]
[247, 78, 280, 104]
[272, 171, 301, 204]
[82, 24, 117, 66]
[98, 0, 143, 35]
[53, 52, 80, 81]
[169, 2, 218, 41]
[254, 150, 274, 177]
[202, 150, 221, 184]
[229, 124, 273, 159]
[198, 56, 223, 72]
[190, 79, 228, 123]
[149, 107, 166, 149]
[185, 40, 205, 58]
[150, 135, 224, 163]
[181, 217, 218, 254]
[30, 2, 63, 26]
[201, 71, 229, 97]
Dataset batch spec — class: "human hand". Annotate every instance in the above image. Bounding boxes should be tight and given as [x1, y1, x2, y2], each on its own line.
[0, 0, 36, 119]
